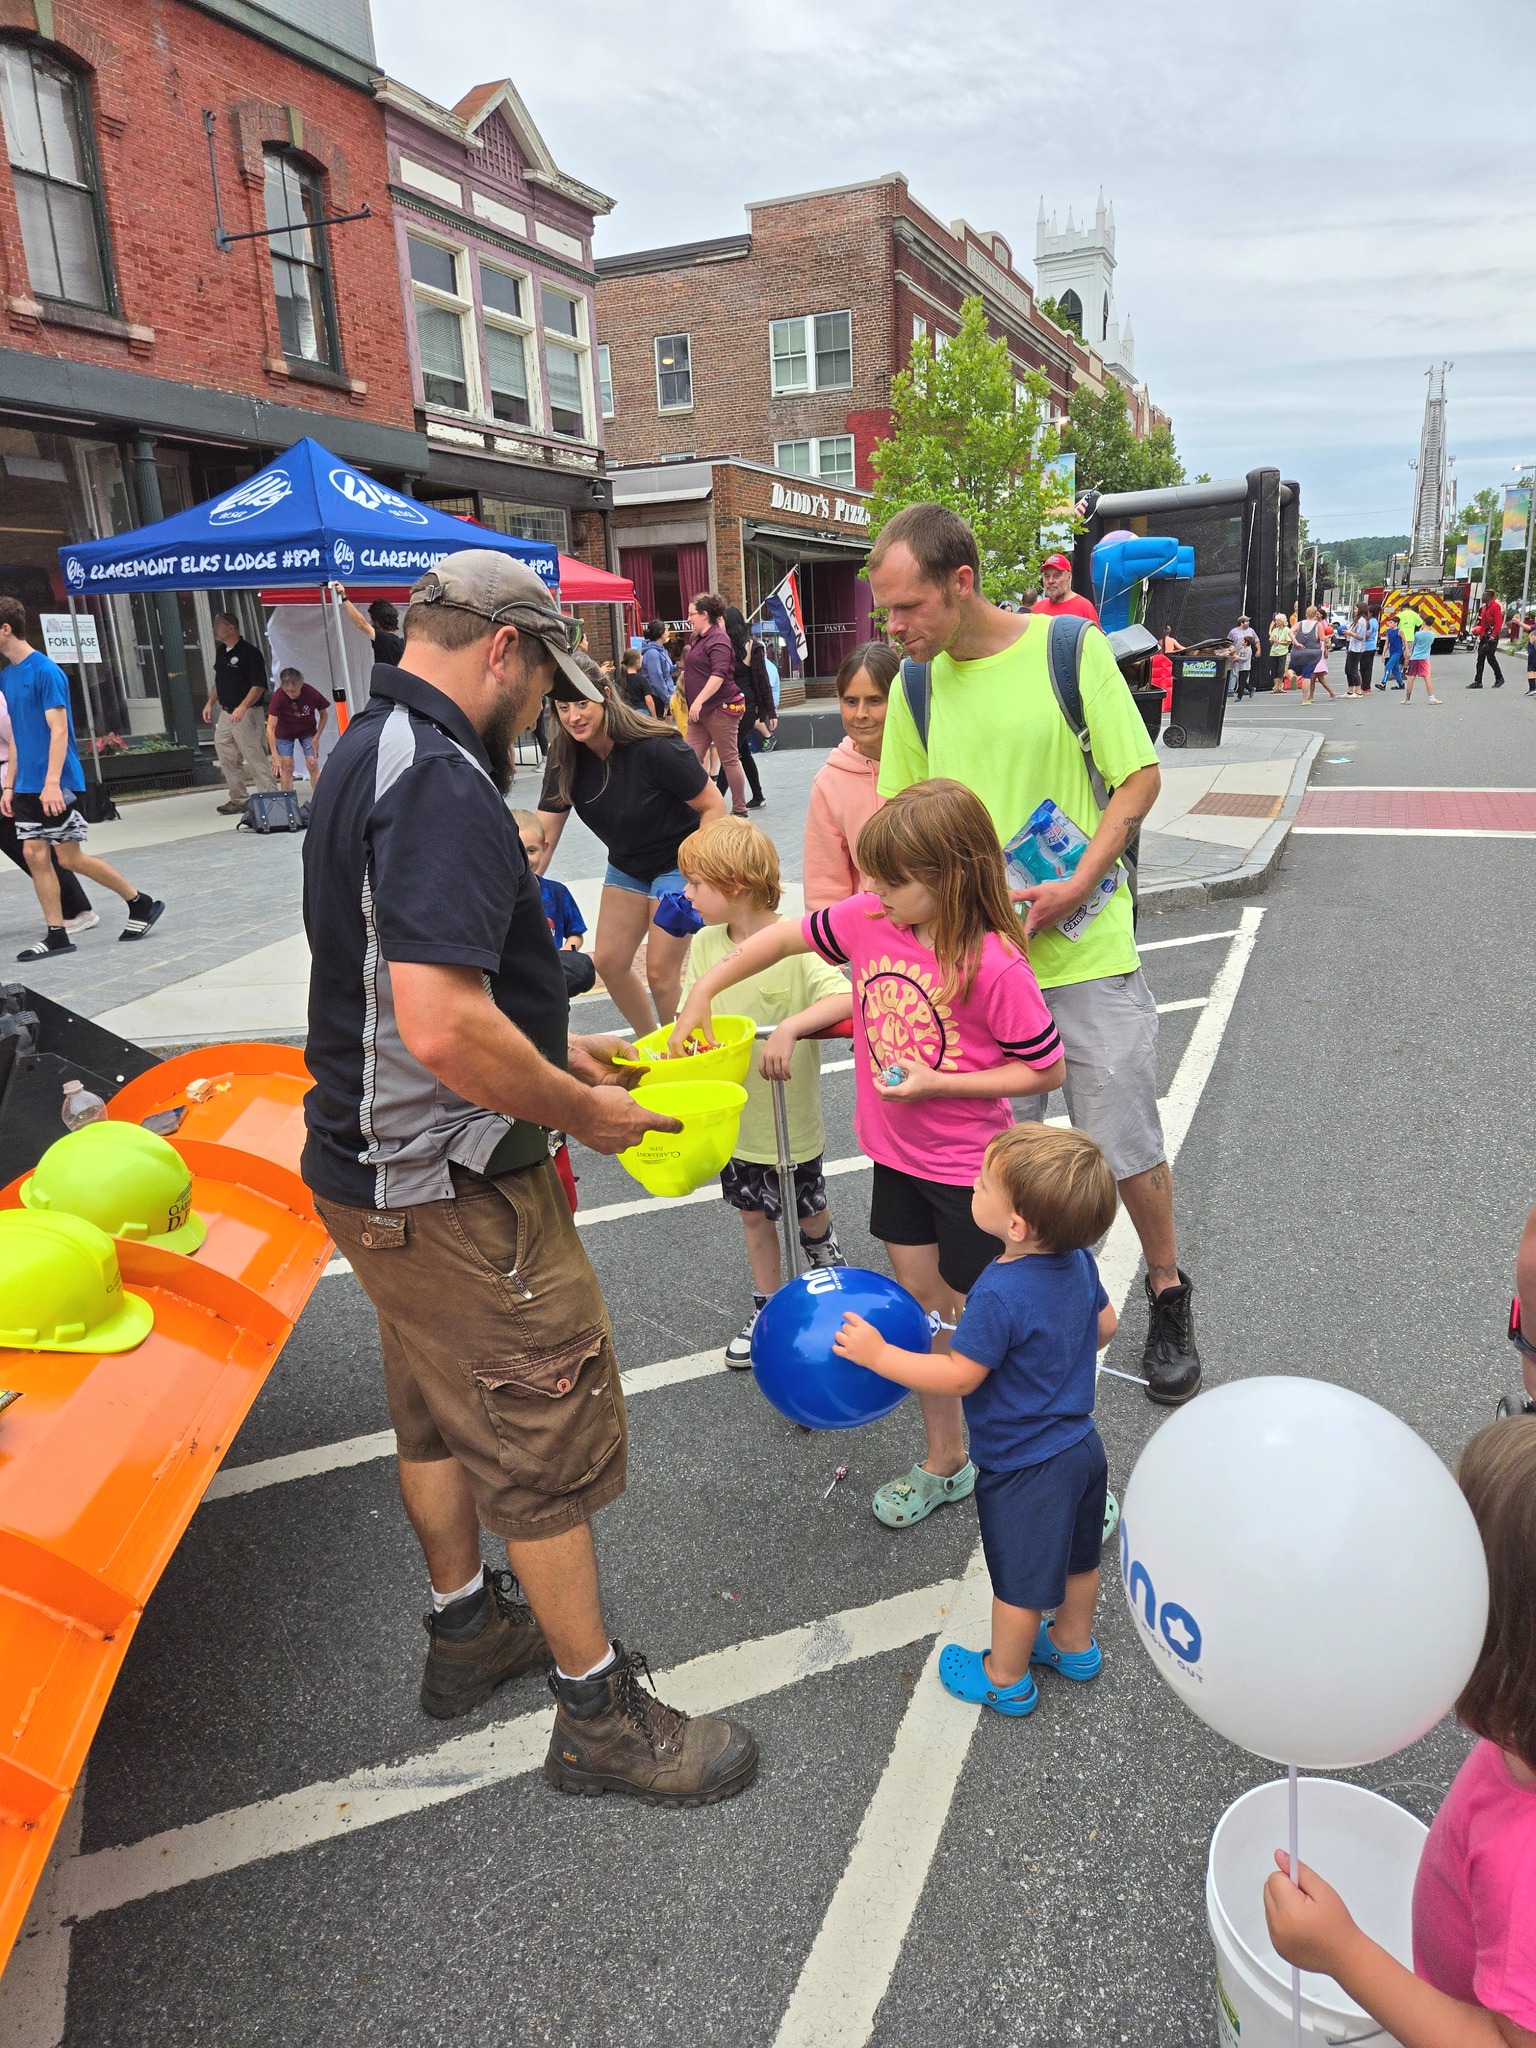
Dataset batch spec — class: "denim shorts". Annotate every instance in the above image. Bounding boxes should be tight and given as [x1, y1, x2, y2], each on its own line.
[604, 862, 687, 898]
[974, 1429, 1108, 1610]
[274, 733, 317, 758]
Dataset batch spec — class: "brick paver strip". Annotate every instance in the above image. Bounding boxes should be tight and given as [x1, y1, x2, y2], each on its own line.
[1189, 792, 1283, 819]
[1297, 788, 1536, 832]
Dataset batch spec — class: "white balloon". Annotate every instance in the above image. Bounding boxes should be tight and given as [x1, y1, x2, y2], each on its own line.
[1119, 1377, 1489, 1768]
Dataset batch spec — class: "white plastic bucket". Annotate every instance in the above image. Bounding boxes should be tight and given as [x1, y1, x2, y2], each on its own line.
[1206, 1777, 1427, 2047]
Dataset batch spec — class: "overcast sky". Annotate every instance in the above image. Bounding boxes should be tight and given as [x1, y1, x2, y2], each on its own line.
[375, 0, 1536, 541]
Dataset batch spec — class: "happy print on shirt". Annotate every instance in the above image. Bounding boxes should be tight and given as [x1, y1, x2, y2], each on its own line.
[859, 954, 957, 1074]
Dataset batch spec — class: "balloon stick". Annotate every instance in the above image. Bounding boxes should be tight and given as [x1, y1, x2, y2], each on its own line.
[1289, 1764, 1302, 2046]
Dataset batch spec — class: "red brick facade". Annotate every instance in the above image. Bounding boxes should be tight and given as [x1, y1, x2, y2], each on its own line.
[596, 176, 1168, 491]
[0, 0, 414, 434]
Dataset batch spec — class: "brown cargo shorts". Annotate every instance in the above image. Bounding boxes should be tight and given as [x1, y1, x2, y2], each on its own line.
[316, 1158, 627, 1541]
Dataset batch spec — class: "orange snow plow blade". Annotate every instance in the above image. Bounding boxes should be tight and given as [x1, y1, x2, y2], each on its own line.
[0, 1046, 330, 1967]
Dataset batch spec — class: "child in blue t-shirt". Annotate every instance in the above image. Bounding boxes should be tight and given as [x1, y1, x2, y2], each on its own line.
[835, 1122, 1119, 1718]
[513, 809, 592, 997]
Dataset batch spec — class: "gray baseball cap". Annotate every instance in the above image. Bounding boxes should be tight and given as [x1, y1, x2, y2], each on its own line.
[407, 549, 601, 700]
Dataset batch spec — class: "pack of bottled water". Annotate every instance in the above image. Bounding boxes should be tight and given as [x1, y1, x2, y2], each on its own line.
[1003, 799, 1119, 944]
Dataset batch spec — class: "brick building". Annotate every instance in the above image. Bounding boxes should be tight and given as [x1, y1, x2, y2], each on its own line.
[0, 0, 421, 758]
[374, 73, 621, 620]
[595, 174, 1168, 496]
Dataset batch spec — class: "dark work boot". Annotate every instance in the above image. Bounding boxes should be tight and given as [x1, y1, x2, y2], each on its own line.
[545, 1643, 758, 1806]
[1140, 1269, 1202, 1406]
[420, 1568, 550, 1719]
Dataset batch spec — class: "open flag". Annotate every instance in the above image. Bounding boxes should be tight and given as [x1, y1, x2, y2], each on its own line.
[761, 570, 808, 672]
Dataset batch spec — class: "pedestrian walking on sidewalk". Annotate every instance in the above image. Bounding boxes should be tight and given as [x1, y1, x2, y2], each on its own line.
[0, 597, 164, 960]
[680, 593, 749, 815]
[867, 502, 1203, 1409]
[301, 549, 757, 1806]
[206, 610, 276, 814]
[723, 605, 773, 809]
[0, 689, 94, 933]
[1471, 595, 1506, 689]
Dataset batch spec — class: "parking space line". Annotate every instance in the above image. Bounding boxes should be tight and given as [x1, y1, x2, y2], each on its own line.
[1156, 997, 1206, 1014]
[60, 1561, 987, 1925]
[770, 907, 1265, 2045]
[1137, 928, 1240, 951]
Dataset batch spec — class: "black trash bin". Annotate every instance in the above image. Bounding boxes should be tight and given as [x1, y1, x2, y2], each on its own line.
[1164, 652, 1229, 748]
[1130, 686, 1164, 745]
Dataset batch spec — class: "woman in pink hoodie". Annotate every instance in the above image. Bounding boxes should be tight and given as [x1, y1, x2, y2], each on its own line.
[802, 642, 899, 912]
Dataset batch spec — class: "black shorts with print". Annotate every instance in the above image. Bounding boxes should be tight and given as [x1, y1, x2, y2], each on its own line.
[719, 1154, 828, 1222]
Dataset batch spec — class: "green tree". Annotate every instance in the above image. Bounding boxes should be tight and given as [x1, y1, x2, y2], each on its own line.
[868, 295, 1071, 602]
[1062, 380, 1185, 494]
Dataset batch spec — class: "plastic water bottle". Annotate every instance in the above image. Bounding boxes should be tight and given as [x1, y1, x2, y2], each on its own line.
[61, 1079, 107, 1131]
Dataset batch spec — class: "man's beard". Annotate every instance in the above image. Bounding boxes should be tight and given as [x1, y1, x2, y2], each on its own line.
[480, 651, 544, 795]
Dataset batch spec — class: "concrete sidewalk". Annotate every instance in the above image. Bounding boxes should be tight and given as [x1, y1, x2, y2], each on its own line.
[0, 716, 1320, 1046]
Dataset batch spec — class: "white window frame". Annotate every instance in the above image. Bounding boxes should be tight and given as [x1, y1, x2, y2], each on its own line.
[769, 309, 853, 396]
[408, 231, 478, 417]
[912, 314, 928, 344]
[541, 284, 592, 441]
[654, 332, 692, 414]
[596, 342, 614, 419]
[774, 434, 854, 487]
[478, 256, 538, 432]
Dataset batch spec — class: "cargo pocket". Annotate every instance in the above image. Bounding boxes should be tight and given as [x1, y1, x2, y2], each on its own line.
[466, 1326, 623, 1497]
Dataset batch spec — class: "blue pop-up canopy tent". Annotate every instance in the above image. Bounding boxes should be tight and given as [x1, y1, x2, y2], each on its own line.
[59, 437, 559, 596]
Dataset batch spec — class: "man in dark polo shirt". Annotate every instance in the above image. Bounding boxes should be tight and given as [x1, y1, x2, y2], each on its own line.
[205, 610, 276, 814]
[302, 549, 757, 1807]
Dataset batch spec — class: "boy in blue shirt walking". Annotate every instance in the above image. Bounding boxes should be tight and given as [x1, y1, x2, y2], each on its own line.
[835, 1122, 1119, 1717]
[0, 597, 164, 960]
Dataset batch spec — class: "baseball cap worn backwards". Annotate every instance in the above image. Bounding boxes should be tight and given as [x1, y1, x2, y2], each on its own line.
[407, 549, 602, 701]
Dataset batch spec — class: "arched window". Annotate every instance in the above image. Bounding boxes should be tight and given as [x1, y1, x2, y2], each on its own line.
[1102, 293, 1109, 341]
[0, 41, 112, 309]
[1058, 288, 1082, 335]
[263, 148, 339, 369]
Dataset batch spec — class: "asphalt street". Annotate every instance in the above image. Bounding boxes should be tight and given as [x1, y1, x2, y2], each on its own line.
[7, 646, 1535, 2047]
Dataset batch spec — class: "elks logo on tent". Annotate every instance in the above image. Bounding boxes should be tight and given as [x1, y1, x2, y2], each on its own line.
[209, 472, 293, 525]
[332, 540, 355, 574]
[64, 555, 85, 589]
[329, 470, 428, 525]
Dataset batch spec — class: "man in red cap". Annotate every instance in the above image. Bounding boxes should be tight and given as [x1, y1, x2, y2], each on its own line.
[1032, 553, 1100, 622]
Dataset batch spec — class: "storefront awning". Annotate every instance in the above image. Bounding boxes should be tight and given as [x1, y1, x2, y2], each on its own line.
[742, 521, 871, 559]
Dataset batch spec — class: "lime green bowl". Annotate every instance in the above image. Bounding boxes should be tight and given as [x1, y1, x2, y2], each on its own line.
[612, 1014, 756, 1089]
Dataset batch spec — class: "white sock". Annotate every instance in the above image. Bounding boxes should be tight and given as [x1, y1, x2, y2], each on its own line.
[556, 1643, 616, 1683]
[430, 1567, 486, 1612]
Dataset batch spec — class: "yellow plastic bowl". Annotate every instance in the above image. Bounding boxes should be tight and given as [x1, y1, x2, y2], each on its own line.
[617, 1080, 748, 1198]
[613, 1014, 756, 1089]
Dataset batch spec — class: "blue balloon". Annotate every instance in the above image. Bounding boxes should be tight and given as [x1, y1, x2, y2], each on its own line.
[751, 1267, 928, 1430]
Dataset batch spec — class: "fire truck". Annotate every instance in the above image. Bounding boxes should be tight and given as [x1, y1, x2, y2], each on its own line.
[1366, 581, 1470, 650]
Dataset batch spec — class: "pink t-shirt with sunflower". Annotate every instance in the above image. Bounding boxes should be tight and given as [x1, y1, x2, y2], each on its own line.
[803, 893, 1062, 1187]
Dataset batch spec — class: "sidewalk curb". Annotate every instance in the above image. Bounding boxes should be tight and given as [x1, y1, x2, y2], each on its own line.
[1138, 731, 1326, 912]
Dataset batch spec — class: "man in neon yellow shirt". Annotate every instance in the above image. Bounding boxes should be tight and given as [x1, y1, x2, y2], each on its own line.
[869, 502, 1200, 1424]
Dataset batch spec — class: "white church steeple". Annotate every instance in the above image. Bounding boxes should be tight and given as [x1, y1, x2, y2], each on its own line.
[1035, 193, 1133, 378]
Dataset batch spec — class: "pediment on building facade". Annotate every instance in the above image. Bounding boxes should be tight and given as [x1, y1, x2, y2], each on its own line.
[451, 79, 613, 215]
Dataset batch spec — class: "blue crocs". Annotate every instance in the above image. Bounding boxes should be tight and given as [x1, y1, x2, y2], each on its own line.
[1030, 1618, 1103, 1682]
[938, 1644, 1038, 1717]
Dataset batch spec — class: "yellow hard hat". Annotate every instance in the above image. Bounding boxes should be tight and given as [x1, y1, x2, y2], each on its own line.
[21, 1120, 206, 1255]
[0, 1210, 155, 1353]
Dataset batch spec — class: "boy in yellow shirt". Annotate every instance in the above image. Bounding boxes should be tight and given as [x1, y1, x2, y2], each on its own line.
[677, 818, 852, 1365]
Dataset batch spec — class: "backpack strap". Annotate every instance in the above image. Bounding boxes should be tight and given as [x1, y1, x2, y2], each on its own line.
[1045, 614, 1139, 905]
[899, 656, 932, 756]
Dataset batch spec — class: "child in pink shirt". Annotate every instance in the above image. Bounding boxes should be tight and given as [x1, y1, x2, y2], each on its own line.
[671, 778, 1066, 1526]
[1265, 1416, 1536, 2046]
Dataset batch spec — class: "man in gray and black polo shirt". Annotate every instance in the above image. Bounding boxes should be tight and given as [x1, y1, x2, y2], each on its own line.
[302, 550, 758, 1807]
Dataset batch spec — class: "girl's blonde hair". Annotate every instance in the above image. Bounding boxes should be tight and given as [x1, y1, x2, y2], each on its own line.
[677, 816, 781, 912]
[854, 778, 1023, 1002]
[1455, 1415, 1536, 1770]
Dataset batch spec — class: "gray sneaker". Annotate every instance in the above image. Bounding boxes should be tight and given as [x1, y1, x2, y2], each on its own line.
[801, 1222, 847, 1269]
[725, 1306, 760, 1370]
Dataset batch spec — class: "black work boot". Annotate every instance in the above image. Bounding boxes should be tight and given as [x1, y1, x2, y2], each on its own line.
[420, 1568, 550, 1719]
[545, 1643, 758, 1806]
[1140, 1269, 1202, 1406]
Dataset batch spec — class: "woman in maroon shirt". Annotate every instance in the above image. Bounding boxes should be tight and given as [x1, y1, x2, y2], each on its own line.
[680, 592, 748, 815]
